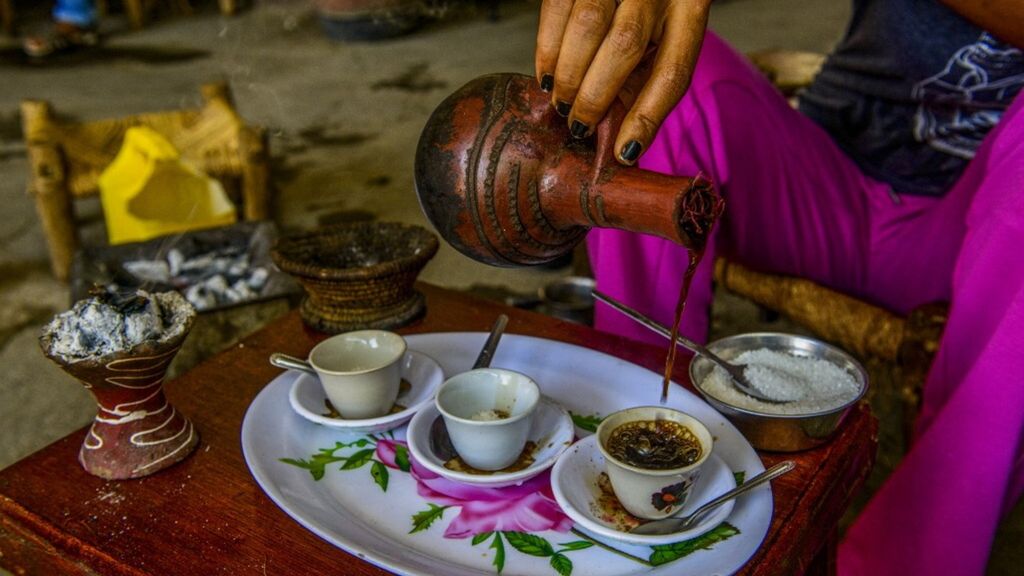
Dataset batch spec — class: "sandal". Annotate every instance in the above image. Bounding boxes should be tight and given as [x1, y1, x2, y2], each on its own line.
[23, 21, 99, 58]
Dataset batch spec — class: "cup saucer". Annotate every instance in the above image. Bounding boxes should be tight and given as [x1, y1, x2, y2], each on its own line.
[406, 396, 574, 488]
[288, 350, 443, 434]
[551, 435, 737, 546]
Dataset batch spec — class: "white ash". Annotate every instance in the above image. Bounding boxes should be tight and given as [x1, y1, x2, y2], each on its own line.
[42, 290, 193, 363]
[699, 348, 861, 415]
[120, 246, 269, 311]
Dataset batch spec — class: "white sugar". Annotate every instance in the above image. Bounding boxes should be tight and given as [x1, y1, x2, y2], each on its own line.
[470, 409, 507, 421]
[699, 348, 861, 414]
[42, 290, 194, 363]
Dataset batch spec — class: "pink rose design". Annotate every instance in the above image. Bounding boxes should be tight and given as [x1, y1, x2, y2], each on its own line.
[375, 439, 573, 538]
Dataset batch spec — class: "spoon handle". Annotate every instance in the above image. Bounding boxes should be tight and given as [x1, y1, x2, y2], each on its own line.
[270, 353, 317, 375]
[681, 460, 795, 530]
[473, 314, 509, 369]
[591, 290, 781, 403]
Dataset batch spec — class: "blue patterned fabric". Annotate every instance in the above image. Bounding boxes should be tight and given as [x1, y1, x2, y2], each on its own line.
[799, 0, 1024, 196]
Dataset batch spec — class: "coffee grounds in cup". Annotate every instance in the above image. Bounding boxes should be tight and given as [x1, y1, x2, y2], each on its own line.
[606, 420, 702, 470]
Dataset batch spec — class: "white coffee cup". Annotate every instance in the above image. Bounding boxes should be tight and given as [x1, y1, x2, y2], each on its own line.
[296, 330, 407, 420]
[436, 368, 540, 471]
[596, 406, 713, 519]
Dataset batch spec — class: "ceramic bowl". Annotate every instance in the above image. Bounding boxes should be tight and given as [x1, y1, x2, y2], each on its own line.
[289, 349, 443, 433]
[551, 435, 737, 546]
[407, 396, 574, 488]
[689, 333, 868, 452]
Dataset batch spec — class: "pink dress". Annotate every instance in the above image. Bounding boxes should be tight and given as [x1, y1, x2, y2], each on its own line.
[587, 31, 1024, 576]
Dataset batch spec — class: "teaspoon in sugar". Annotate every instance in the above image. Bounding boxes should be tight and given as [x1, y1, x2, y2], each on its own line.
[630, 461, 795, 535]
[591, 290, 788, 404]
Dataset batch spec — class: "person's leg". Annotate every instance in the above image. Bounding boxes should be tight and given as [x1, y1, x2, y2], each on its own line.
[24, 0, 98, 57]
[588, 31, 887, 346]
[839, 94, 1024, 576]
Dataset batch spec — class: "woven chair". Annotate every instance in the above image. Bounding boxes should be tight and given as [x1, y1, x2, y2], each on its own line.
[22, 81, 271, 281]
[718, 50, 950, 444]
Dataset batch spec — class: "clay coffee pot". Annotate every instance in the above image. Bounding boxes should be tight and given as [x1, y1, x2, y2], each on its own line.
[415, 73, 723, 267]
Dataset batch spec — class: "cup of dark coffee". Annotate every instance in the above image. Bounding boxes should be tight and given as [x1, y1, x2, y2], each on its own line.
[596, 406, 713, 519]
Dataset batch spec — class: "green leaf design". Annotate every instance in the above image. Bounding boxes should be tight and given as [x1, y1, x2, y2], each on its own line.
[371, 461, 389, 491]
[569, 412, 603, 433]
[394, 444, 412, 472]
[490, 532, 506, 574]
[472, 532, 493, 546]
[648, 522, 741, 566]
[557, 541, 594, 552]
[503, 532, 555, 557]
[279, 452, 344, 481]
[550, 553, 573, 576]
[410, 504, 449, 534]
[279, 439, 379, 481]
[341, 449, 375, 470]
[734, 471, 746, 485]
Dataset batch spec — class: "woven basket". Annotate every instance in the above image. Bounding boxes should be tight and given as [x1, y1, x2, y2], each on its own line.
[272, 222, 439, 333]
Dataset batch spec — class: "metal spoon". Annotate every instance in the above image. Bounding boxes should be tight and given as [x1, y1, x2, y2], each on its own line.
[270, 353, 316, 374]
[630, 460, 795, 535]
[429, 314, 509, 461]
[591, 290, 786, 404]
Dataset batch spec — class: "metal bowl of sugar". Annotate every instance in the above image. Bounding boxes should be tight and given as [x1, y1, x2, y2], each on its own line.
[689, 333, 868, 452]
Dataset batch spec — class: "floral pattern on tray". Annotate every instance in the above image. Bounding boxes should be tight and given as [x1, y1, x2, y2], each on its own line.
[280, 425, 742, 575]
[244, 333, 773, 576]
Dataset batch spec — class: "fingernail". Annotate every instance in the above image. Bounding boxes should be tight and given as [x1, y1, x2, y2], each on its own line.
[570, 120, 590, 139]
[540, 74, 553, 93]
[619, 140, 642, 163]
[555, 101, 571, 117]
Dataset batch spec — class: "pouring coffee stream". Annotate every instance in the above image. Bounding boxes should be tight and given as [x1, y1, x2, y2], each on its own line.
[591, 290, 787, 404]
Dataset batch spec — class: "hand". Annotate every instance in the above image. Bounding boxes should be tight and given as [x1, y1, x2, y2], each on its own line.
[535, 0, 712, 165]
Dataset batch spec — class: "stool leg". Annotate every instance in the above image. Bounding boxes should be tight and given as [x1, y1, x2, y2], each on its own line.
[22, 100, 76, 281]
[1, 0, 13, 35]
[124, 0, 144, 29]
[240, 127, 270, 221]
[219, 0, 237, 16]
[32, 184, 76, 282]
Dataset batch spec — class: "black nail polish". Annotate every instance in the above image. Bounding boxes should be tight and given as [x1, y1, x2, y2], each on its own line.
[619, 140, 642, 162]
[540, 74, 553, 93]
[570, 120, 589, 139]
[555, 101, 571, 117]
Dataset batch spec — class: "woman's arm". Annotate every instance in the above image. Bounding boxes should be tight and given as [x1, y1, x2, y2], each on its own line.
[939, 0, 1024, 49]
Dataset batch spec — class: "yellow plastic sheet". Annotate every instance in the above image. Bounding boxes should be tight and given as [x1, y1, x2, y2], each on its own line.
[99, 126, 237, 245]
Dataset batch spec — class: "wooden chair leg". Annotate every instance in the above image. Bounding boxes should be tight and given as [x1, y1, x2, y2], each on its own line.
[0, 0, 14, 35]
[22, 101, 76, 281]
[124, 0, 145, 29]
[240, 127, 271, 221]
[219, 0, 237, 16]
[174, 0, 193, 16]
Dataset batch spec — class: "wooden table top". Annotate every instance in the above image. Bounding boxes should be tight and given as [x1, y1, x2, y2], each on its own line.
[0, 283, 876, 576]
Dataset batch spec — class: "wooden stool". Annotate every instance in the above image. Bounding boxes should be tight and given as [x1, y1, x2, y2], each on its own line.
[21, 81, 271, 281]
